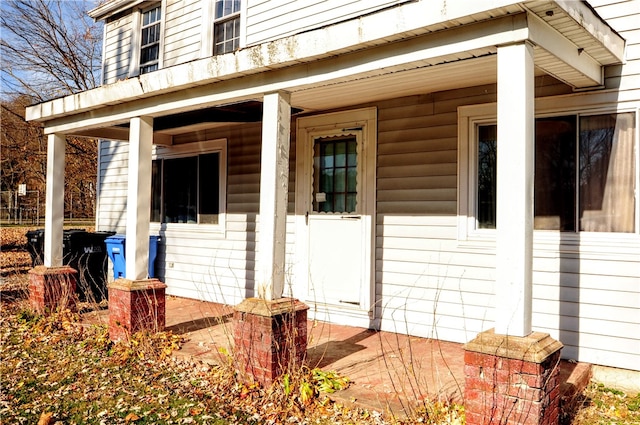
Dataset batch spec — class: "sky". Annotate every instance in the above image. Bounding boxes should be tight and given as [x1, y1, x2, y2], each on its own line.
[0, 0, 103, 102]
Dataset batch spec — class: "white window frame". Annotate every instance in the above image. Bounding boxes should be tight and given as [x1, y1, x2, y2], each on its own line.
[458, 101, 640, 254]
[150, 139, 227, 236]
[129, 1, 164, 77]
[201, 0, 245, 58]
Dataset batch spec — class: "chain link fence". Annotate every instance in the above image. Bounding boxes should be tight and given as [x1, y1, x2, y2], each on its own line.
[1, 190, 42, 225]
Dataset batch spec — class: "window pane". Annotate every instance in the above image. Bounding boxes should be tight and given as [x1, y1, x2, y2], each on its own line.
[143, 6, 161, 26]
[215, 0, 240, 18]
[477, 125, 497, 229]
[313, 136, 358, 213]
[579, 113, 636, 232]
[140, 6, 161, 74]
[534, 116, 576, 231]
[198, 153, 220, 224]
[214, 16, 239, 55]
[141, 44, 159, 64]
[335, 142, 346, 167]
[142, 24, 160, 45]
[140, 63, 158, 74]
[163, 157, 197, 223]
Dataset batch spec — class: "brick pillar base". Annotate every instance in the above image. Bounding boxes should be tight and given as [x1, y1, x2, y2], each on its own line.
[28, 266, 78, 314]
[464, 329, 563, 425]
[233, 297, 309, 386]
[108, 278, 167, 342]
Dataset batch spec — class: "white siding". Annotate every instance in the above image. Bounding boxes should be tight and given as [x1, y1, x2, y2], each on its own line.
[245, 0, 409, 46]
[96, 140, 129, 232]
[375, 89, 497, 344]
[163, 0, 203, 67]
[97, 123, 298, 306]
[100, 0, 203, 84]
[373, 71, 639, 371]
[157, 125, 263, 305]
[102, 14, 134, 84]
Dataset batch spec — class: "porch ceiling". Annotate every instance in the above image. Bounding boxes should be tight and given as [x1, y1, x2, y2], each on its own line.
[26, 1, 625, 142]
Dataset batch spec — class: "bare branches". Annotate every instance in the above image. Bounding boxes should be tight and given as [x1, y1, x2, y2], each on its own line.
[0, 1, 101, 219]
[0, 0, 102, 102]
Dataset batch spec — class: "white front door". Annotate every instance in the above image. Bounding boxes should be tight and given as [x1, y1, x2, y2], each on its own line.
[295, 108, 376, 313]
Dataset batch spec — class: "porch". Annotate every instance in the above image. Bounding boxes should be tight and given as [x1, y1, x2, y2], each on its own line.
[85, 295, 592, 417]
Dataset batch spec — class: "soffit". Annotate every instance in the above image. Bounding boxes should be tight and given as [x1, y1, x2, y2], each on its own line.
[525, 0, 625, 65]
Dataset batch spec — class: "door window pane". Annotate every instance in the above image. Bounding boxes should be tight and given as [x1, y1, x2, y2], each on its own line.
[313, 136, 357, 213]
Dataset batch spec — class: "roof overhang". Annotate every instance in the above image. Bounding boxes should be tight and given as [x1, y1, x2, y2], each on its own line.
[88, 0, 150, 21]
[27, 0, 626, 143]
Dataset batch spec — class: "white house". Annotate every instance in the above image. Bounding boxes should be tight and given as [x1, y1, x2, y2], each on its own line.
[27, 0, 639, 374]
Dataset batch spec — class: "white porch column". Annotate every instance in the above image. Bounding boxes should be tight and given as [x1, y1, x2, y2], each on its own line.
[495, 42, 535, 336]
[257, 91, 291, 300]
[125, 116, 153, 280]
[44, 133, 66, 267]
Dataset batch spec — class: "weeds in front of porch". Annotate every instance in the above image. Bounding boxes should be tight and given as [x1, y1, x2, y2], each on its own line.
[1, 300, 386, 424]
[1, 303, 231, 425]
[571, 383, 640, 425]
[371, 280, 466, 424]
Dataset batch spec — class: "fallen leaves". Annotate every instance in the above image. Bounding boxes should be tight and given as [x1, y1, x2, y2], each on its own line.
[37, 411, 53, 425]
[572, 383, 640, 425]
[1, 300, 397, 424]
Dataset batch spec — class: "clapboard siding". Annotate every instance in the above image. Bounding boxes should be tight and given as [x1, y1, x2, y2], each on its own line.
[373, 71, 640, 370]
[131, 121, 298, 305]
[594, 0, 640, 94]
[163, 0, 202, 66]
[102, 15, 133, 84]
[96, 140, 129, 232]
[157, 124, 263, 304]
[245, 0, 409, 46]
[375, 91, 494, 341]
[100, 0, 203, 84]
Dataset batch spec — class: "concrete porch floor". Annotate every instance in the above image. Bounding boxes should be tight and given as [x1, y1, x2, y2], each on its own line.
[86, 296, 592, 417]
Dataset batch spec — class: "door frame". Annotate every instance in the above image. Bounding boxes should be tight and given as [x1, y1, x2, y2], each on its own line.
[294, 107, 377, 316]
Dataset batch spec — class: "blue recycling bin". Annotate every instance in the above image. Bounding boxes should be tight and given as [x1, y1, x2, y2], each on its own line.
[105, 235, 160, 279]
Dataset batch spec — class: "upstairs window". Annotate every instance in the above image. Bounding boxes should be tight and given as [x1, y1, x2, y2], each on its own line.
[474, 112, 636, 233]
[213, 0, 240, 55]
[140, 5, 161, 74]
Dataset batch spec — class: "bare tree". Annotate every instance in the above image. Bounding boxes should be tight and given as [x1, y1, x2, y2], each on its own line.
[0, 0, 102, 220]
[1, 0, 102, 101]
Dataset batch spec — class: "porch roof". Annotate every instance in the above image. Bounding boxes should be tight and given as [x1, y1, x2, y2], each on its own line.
[26, 0, 625, 143]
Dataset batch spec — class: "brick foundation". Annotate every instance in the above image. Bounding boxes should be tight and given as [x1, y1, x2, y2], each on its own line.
[108, 278, 167, 342]
[233, 297, 309, 386]
[464, 329, 563, 425]
[28, 266, 78, 314]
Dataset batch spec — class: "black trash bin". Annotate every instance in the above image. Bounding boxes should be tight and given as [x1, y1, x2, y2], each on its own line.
[25, 229, 45, 266]
[24, 229, 115, 302]
[63, 230, 115, 302]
